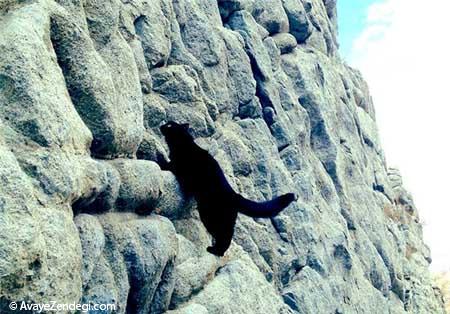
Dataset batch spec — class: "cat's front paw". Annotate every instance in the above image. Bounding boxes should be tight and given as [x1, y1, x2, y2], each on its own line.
[156, 153, 170, 171]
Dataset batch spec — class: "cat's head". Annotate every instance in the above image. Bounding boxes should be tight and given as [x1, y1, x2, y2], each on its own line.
[160, 121, 191, 140]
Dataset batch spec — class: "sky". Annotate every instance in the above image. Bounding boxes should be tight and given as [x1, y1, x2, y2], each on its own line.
[337, 0, 450, 272]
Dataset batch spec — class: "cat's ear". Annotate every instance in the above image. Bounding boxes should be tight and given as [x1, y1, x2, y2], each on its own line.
[181, 123, 189, 130]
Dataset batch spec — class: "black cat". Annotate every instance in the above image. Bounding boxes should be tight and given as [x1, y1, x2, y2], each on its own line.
[159, 121, 296, 256]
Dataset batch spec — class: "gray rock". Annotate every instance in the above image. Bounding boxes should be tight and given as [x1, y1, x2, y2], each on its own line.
[0, 5, 92, 152]
[0, 139, 83, 309]
[166, 303, 209, 314]
[50, 9, 143, 158]
[281, 0, 312, 43]
[133, 2, 172, 69]
[109, 159, 161, 212]
[152, 65, 202, 104]
[174, 0, 223, 67]
[72, 159, 121, 213]
[149, 64, 216, 137]
[137, 131, 167, 162]
[80, 255, 119, 314]
[302, 0, 338, 55]
[75, 213, 179, 314]
[272, 32, 297, 54]
[252, 0, 289, 35]
[75, 214, 105, 288]
[109, 159, 189, 218]
[142, 93, 168, 129]
[180, 250, 294, 314]
[217, 0, 254, 21]
[238, 96, 263, 119]
[263, 36, 281, 72]
[228, 10, 273, 81]
[0, 0, 444, 313]
[220, 28, 256, 106]
[170, 254, 221, 307]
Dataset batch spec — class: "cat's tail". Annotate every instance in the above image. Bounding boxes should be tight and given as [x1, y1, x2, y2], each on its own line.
[234, 193, 296, 218]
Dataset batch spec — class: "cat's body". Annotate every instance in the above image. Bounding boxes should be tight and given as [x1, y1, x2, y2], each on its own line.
[159, 121, 296, 256]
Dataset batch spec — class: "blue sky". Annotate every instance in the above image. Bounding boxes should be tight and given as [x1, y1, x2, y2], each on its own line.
[337, 0, 380, 59]
[337, 0, 450, 272]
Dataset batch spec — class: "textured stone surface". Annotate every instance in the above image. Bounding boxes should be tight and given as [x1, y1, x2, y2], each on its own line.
[0, 0, 445, 313]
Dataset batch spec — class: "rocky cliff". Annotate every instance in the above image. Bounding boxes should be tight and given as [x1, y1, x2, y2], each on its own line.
[0, 0, 445, 313]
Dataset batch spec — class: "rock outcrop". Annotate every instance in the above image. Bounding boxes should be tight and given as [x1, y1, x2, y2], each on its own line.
[0, 0, 445, 313]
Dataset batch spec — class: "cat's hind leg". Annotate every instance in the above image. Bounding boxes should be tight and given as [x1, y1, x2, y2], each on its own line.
[206, 218, 235, 256]
[198, 202, 236, 256]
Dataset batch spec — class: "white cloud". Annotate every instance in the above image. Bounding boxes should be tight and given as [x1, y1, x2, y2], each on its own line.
[349, 0, 450, 271]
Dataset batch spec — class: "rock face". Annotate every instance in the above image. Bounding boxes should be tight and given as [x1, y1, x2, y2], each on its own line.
[0, 0, 445, 313]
